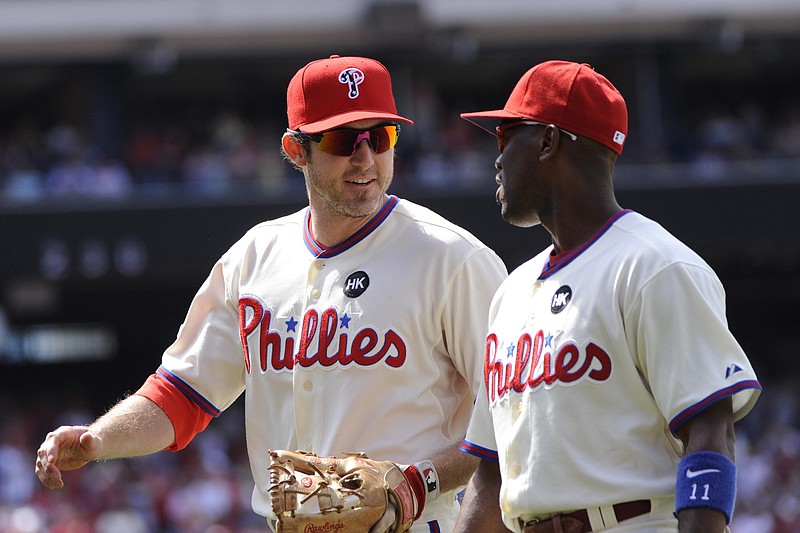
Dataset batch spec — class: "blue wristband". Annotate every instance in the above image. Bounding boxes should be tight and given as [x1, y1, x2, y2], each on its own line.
[675, 451, 736, 524]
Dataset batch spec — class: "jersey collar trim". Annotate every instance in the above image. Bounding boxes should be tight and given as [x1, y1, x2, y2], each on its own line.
[304, 195, 400, 258]
[539, 209, 633, 279]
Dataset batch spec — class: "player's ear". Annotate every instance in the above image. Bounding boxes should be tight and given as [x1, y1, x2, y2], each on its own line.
[282, 133, 309, 168]
[538, 124, 560, 163]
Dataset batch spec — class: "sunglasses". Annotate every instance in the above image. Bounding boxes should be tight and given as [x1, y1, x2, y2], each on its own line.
[287, 124, 400, 157]
[495, 120, 577, 153]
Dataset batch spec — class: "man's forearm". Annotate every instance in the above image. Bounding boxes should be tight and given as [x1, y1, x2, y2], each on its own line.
[427, 441, 480, 494]
[91, 395, 175, 459]
[454, 459, 509, 532]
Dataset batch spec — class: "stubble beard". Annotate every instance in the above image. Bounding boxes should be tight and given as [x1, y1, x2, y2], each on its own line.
[306, 165, 392, 219]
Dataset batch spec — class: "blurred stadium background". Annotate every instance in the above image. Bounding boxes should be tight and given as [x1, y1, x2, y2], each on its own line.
[1, 1, 800, 531]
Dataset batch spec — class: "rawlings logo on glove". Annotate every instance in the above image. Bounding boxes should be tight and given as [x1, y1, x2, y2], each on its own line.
[268, 450, 426, 533]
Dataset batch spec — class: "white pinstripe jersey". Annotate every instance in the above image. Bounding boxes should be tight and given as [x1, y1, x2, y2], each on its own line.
[157, 195, 508, 525]
[462, 210, 760, 532]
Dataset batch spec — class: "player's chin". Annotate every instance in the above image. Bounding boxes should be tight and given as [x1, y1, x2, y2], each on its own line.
[504, 214, 540, 228]
[339, 192, 385, 218]
[500, 204, 538, 228]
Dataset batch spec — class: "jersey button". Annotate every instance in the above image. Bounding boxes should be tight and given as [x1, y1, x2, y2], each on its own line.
[314, 260, 325, 270]
[512, 399, 522, 419]
[303, 380, 313, 392]
[310, 288, 321, 299]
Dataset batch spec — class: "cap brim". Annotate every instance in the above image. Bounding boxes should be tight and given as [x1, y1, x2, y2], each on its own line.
[460, 109, 525, 135]
[299, 111, 414, 134]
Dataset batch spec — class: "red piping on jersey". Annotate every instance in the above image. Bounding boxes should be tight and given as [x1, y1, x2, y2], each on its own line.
[155, 366, 221, 417]
[669, 380, 761, 434]
[303, 195, 400, 258]
[459, 440, 499, 462]
[539, 209, 632, 279]
[135, 372, 214, 451]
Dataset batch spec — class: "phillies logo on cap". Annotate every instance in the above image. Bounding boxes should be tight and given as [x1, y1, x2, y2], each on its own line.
[339, 68, 365, 99]
[286, 55, 413, 133]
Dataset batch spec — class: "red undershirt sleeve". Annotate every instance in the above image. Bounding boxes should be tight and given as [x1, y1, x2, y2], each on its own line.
[134, 373, 214, 451]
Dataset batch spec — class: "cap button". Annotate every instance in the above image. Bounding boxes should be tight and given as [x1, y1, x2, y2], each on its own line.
[329, 54, 340, 59]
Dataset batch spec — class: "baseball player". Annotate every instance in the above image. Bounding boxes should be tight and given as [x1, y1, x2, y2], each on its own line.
[453, 61, 761, 533]
[35, 55, 508, 532]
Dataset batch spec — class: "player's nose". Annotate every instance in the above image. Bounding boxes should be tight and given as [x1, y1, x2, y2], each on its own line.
[350, 140, 375, 168]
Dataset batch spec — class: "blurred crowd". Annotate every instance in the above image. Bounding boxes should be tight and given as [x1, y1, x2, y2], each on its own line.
[2, 93, 800, 206]
[685, 99, 800, 184]
[0, 392, 264, 533]
[0, 377, 796, 533]
[0, 100, 500, 206]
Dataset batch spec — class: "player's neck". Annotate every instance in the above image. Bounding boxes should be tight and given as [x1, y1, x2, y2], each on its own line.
[549, 200, 622, 254]
[307, 196, 388, 249]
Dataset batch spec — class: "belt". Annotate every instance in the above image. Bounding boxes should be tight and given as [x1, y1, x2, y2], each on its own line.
[523, 500, 651, 533]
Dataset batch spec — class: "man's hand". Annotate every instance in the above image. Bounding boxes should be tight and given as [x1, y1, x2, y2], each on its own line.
[35, 426, 103, 489]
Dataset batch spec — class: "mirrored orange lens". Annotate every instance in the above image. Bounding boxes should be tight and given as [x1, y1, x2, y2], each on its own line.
[317, 125, 399, 156]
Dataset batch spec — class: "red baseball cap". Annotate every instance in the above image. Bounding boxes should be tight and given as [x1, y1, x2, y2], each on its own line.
[461, 60, 628, 155]
[287, 55, 414, 134]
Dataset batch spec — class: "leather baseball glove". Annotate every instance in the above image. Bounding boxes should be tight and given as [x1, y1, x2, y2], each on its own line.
[268, 450, 425, 533]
